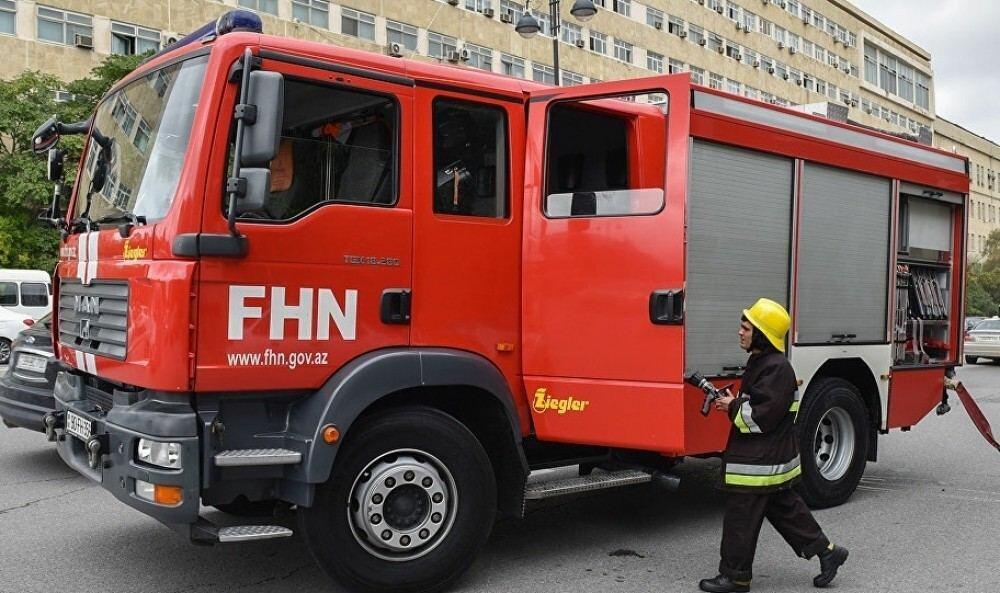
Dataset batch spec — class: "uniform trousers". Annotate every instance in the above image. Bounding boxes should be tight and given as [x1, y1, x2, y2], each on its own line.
[719, 486, 830, 582]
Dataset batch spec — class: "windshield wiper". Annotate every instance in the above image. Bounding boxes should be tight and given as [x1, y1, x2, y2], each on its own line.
[95, 212, 147, 237]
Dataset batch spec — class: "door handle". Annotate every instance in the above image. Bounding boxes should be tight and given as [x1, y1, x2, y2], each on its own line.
[380, 289, 411, 325]
[649, 289, 684, 325]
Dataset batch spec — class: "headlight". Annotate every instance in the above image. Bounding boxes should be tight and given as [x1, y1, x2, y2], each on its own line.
[137, 439, 182, 469]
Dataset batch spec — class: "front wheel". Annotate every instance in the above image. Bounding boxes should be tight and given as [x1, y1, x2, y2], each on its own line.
[299, 407, 496, 593]
[965, 355, 978, 365]
[796, 378, 869, 509]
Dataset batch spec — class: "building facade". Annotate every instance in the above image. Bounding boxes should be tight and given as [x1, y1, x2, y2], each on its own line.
[934, 118, 1000, 261]
[0, 0, 994, 255]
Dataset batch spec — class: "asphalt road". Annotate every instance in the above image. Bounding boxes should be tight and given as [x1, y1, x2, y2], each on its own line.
[1, 365, 998, 593]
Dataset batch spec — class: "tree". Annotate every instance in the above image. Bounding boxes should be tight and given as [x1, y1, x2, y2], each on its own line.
[0, 53, 144, 271]
[965, 228, 1000, 316]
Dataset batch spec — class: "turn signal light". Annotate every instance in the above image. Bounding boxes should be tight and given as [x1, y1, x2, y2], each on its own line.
[322, 424, 341, 444]
[136, 480, 183, 506]
[23, 319, 34, 326]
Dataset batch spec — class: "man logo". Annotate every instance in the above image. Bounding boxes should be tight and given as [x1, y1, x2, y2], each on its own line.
[532, 388, 589, 415]
[74, 295, 100, 315]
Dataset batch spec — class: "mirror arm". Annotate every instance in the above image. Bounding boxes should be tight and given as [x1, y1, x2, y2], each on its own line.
[225, 47, 256, 239]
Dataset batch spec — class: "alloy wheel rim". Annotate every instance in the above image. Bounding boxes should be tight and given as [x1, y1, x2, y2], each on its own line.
[347, 449, 457, 562]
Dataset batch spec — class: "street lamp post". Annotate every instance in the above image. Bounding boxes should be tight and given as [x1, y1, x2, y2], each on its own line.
[514, 0, 597, 86]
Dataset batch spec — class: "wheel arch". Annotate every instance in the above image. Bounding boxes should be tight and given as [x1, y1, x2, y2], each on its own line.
[290, 348, 528, 517]
[806, 358, 881, 462]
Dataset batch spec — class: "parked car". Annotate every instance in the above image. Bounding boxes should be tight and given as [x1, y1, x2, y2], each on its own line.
[0, 268, 52, 319]
[0, 313, 55, 432]
[965, 316, 986, 331]
[964, 317, 1000, 364]
[0, 307, 36, 366]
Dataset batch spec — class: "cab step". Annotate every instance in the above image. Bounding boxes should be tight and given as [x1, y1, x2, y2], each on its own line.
[524, 468, 653, 500]
[217, 525, 293, 543]
[214, 448, 301, 467]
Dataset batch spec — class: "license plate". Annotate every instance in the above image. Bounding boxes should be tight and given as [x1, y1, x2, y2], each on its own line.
[15, 353, 48, 373]
[65, 411, 92, 441]
[979, 335, 999, 342]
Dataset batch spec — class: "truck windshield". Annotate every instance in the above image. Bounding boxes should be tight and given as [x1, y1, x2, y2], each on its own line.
[73, 55, 208, 225]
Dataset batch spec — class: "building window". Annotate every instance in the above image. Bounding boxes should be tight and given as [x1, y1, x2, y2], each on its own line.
[428, 31, 458, 58]
[613, 39, 632, 63]
[0, 0, 15, 36]
[668, 58, 684, 74]
[864, 43, 877, 85]
[465, 43, 493, 71]
[532, 63, 556, 84]
[133, 119, 151, 154]
[292, 0, 329, 27]
[111, 22, 160, 56]
[501, 53, 525, 78]
[500, 0, 524, 23]
[535, 11, 553, 36]
[342, 7, 375, 41]
[709, 72, 723, 90]
[37, 6, 93, 45]
[688, 24, 704, 46]
[689, 66, 705, 86]
[238, 0, 277, 15]
[707, 34, 722, 53]
[561, 22, 582, 45]
[726, 79, 741, 94]
[786, 0, 800, 17]
[589, 31, 607, 54]
[646, 7, 663, 29]
[562, 71, 585, 86]
[647, 51, 663, 73]
[668, 16, 685, 36]
[386, 20, 418, 51]
[612, 0, 631, 17]
[744, 86, 758, 100]
[726, 1, 740, 21]
[916, 72, 930, 110]
[466, 0, 492, 11]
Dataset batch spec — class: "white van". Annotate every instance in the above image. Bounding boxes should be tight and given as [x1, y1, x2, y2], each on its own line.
[0, 269, 52, 319]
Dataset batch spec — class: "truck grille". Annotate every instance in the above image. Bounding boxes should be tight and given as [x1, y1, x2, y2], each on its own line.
[58, 280, 129, 361]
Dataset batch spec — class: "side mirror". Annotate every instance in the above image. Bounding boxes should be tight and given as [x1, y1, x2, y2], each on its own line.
[240, 71, 284, 166]
[234, 168, 271, 215]
[32, 116, 60, 154]
[47, 149, 65, 182]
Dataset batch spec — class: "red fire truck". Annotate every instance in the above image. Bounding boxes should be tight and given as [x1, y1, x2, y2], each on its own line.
[35, 10, 968, 593]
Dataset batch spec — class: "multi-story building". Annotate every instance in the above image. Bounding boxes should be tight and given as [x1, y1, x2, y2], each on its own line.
[0, 0, 993, 256]
[934, 118, 1000, 261]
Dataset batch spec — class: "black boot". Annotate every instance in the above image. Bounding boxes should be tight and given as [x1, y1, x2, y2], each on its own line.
[699, 574, 751, 593]
[813, 545, 849, 588]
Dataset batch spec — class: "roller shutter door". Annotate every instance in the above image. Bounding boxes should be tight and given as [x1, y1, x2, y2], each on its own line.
[796, 163, 891, 344]
[686, 141, 793, 376]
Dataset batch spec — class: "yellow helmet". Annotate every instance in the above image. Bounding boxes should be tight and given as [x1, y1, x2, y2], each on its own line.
[742, 298, 791, 353]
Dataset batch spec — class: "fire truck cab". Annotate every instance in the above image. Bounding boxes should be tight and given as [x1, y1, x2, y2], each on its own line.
[42, 11, 968, 593]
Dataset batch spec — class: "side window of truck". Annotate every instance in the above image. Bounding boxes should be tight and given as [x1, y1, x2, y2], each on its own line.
[432, 99, 508, 218]
[543, 103, 663, 218]
[0, 282, 16, 306]
[235, 77, 398, 221]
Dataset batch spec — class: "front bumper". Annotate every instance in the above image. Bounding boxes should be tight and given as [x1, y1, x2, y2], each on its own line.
[52, 371, 201, 528]
[0, 350, 56, 431]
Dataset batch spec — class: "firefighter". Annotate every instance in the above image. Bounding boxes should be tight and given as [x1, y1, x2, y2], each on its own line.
[698, 298, 849, 593]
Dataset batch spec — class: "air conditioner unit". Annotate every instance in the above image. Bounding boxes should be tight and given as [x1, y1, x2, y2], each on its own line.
[783, 72, 790, 80]
[832, 36, 840, 44]
[803, 16, 810, 24]
[735, 21, 742, 30]
[850, 99, 859, 107]
[842, 65, 850, 73]
[778, 1, 787, 8]
[698, 38, 707, 46]
[789, 46, 796, 54]
[483, 7, 495, 17]
[654, 21, 663, 30]
[74, 34, 94, 49]
[387, 42, 403, 57]
[679, 30, 688, 38]
[768, 66, 775, 73]
[162, 31, 181, 46]
[461, 48, 470, 61]
[733, 52, 742, 61]
[447, 0, 459, 5]
[715, 6, 724, 14]
[717, 45, 725, 54]
[753, 59, 761, 68]
[500, 12, 513, 23]
[575, 39, 585, 48]
[777, 41, 785, 49]
[864, 107, 873, 114]
[698, 0, 705, 5]
[446, 50, 462, 62]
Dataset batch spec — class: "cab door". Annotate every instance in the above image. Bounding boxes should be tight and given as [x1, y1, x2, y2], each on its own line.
[522, 75, 692, 453]
[193, 52, 413, 392]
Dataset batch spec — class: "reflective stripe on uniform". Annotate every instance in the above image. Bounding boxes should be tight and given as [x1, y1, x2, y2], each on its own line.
[789, 389, 801, 419]
[734, 398, 762, 434]
[725, 456, 802, 487]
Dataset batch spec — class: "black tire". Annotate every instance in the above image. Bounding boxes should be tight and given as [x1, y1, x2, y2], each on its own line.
[796, 378, 869, 509]
[213, 497, 279, 517]
[0, 338, 11, 366]
[965, 355, 978, 365]
[299, 406, 496, 593]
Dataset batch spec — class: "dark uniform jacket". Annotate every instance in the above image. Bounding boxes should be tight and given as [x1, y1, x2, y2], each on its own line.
[721, 350, 802, 493]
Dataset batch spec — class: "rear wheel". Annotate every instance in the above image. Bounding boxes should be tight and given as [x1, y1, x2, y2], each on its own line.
[299, 407, 496, 593]
[0, 338, 11, 365]
[796, 378, 869, 509]
[965, 355, 978, 365]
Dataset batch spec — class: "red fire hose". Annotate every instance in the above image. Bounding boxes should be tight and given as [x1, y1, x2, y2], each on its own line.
[945, 376, 1000, 452]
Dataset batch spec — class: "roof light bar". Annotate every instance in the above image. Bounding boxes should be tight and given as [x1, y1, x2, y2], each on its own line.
[143, 10, 263, 63]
